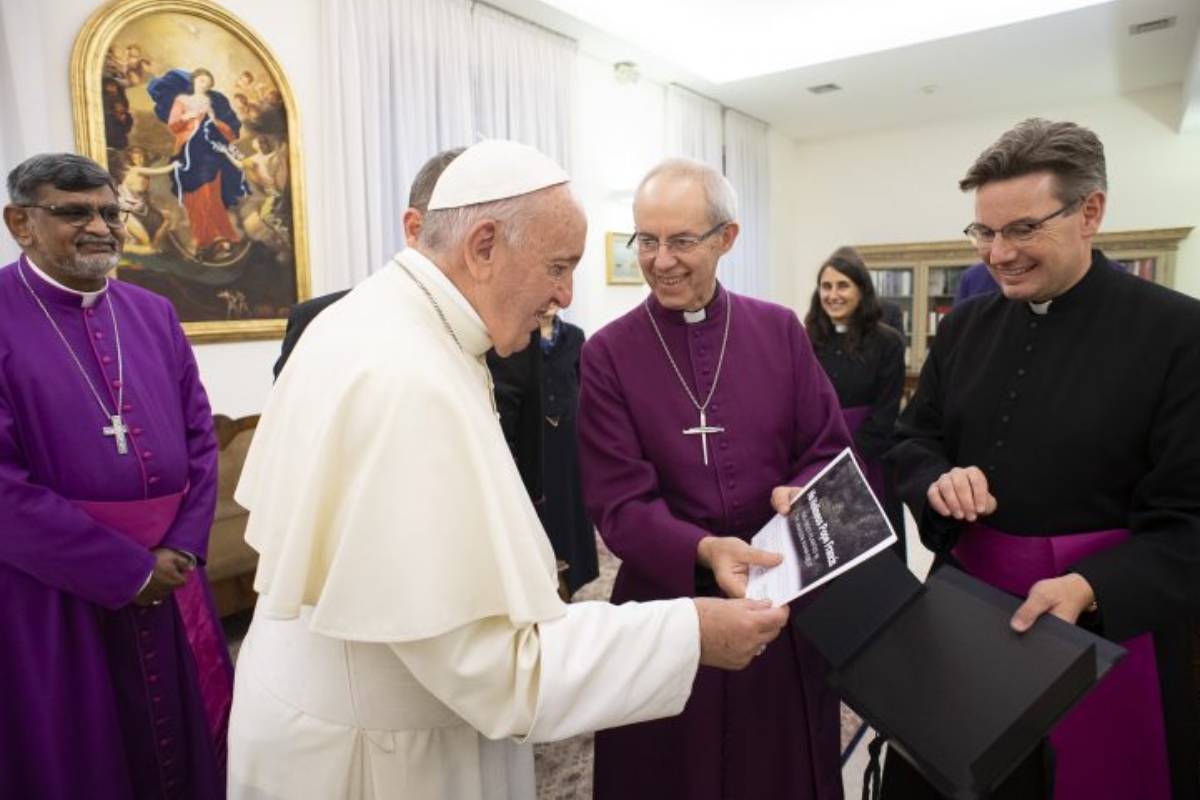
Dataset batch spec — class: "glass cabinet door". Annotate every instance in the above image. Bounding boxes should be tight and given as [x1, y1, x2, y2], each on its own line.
[870, 267, 914, 367]
[926, 265, 971, 354]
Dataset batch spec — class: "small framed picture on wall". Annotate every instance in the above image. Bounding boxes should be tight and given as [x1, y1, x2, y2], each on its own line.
[605, 231, 642, 285]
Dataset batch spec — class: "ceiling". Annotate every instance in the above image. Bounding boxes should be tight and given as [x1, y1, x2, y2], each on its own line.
[485, 0, 1200, 141]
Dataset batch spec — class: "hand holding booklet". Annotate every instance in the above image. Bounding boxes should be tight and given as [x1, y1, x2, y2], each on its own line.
[747, 448, 896, 606]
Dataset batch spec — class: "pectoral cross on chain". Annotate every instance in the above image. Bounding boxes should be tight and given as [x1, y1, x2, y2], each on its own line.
[103, 415, 130, 455]
[683, 409, 724, 466]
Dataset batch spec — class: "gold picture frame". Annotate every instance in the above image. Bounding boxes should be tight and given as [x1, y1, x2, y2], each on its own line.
[605, 231, 642, 285]
[71, 0, 310, 343]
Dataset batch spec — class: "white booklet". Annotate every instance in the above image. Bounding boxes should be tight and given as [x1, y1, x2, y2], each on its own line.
[746, 447, 898, 607]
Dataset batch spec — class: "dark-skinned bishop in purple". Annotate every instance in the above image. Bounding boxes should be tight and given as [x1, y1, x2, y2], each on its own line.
[0, 256, 230, 799]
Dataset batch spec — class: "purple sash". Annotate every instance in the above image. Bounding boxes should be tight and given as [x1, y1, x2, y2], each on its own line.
[841, 406, 886, 502]
[74, 492, 234, 756]
[953, 523, 1170, 800]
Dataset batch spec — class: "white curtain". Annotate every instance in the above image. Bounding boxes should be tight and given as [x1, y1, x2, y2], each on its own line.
[471, 5, 576, 168]
[664, 86, 770, 299]
[722, 110, 770, 299]
[664, 84, 723, 170]
[319, 0, 577, 289]
[319, 0, 473, 289]
[0, 0, 56, 265]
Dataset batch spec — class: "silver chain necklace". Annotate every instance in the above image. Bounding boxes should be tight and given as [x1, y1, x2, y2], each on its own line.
[394, 257, 497, 415]
[17, 259, 129, 455]
[644, 292, 732, 465]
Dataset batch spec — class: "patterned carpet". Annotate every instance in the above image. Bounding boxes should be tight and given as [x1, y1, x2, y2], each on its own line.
[533, 535, 864, 799]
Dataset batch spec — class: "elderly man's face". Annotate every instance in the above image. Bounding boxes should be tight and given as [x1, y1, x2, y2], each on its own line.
[5, 184, 125, 290]
[633, 174, 736, 312]
[972, 171, 1102, 303]
[486, 186, 584, 356]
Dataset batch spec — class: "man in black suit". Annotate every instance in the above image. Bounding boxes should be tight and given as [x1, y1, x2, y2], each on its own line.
[272, 147, 544, 503]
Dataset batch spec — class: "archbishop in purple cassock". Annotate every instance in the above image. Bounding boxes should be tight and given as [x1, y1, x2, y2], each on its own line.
[578, 158, 850, 800]
[0, 153, 230, 800]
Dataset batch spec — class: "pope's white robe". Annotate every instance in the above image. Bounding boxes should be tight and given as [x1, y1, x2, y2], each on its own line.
[227, 248, 700, 800]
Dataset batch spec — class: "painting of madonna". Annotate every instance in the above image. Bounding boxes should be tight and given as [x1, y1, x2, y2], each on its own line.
[75, 1, 309, 341]
[149, 67, 249, 262]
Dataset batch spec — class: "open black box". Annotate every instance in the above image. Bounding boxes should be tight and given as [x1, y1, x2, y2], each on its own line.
[794, 552, 1125, 799]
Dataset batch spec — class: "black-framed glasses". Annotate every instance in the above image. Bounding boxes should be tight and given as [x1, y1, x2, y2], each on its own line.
[628, 222, 728, 255]
[963, 199, 1081, 247]
[19, 202, 129, 229]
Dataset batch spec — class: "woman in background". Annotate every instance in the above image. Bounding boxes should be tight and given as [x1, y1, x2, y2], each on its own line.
[537, 303, 598, 594]
[805, 246, 907, 560]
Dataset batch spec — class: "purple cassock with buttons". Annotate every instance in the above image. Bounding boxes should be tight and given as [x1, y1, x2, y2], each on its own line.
[578, 284, 852, 800]
[0, 257, 230, 799]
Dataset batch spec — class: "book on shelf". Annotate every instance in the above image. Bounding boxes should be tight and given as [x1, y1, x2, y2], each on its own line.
[928, 266, 968, 298]
[1115, 259, 1156, 281]
[870, 269, 913, 297]
[927, 304, 953, 336]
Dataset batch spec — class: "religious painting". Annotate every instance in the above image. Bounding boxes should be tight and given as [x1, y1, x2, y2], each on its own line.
[71, 0, 310, 342]
[605, 231, 643, 285]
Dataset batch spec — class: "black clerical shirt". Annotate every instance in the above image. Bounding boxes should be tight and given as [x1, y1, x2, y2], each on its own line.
[887, 250, 1200, 797]
[812, 325, 905, 460]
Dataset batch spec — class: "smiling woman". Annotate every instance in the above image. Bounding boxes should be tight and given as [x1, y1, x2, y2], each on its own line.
[804, 246, 907, 560]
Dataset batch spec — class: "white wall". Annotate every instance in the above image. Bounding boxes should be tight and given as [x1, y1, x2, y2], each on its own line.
[767, 128, 804, 309]
[784, 85, 1200, 308]
[563, 53, 658, 336]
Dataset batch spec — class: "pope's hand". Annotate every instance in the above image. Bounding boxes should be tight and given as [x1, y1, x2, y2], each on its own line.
[926, 466, 997, 522]
[697, 536, 783, 599]
[770, 485, 800, 515]
[1010, 573, 1096, 632]
[694, 597, 789, 670]
[134, 548, 192, 607]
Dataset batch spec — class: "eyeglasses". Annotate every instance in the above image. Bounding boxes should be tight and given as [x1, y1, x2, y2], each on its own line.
[963, 200, 1080, 247]
[19, 202, 129, 229]
[628, 222, 728, 255]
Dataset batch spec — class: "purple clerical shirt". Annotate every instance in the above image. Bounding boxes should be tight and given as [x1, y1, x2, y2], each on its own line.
[579, 284, 850, 599]
[0, 257, 225, 799]
[578, 285, 850, 800]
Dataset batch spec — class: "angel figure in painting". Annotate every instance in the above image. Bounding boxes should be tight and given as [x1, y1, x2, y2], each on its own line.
[147, 67, 249, 262]
[117, 147, 177, 256]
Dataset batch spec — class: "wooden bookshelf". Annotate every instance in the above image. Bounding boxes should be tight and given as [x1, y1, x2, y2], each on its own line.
[857, 226, 1192, 373]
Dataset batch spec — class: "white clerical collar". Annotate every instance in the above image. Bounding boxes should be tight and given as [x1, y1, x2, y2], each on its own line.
[23, 255, 109, 307]
[834, 323, 849, 333]
[683, 307, 707, 324]
[1028, 300, 1052, 315]
[393, 248, 492, 356]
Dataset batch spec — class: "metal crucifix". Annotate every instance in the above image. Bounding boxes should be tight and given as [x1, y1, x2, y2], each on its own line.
[683, 409, 725, 466]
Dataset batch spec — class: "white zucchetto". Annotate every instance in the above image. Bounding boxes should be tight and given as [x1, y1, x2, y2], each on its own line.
[427, 139, 569, 210]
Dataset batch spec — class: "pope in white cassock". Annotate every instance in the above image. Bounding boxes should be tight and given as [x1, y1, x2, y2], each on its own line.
[226, 140, 790, 799]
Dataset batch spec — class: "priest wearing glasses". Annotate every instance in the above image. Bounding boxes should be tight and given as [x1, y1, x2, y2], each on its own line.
[0, 153, 228, 799]
[883, 119, 1200, 799]
[578, 157, 852, 800]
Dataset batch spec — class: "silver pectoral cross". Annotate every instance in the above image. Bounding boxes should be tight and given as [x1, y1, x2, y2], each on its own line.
[683, 410, 725, 466]
[103, 415, 130, 455]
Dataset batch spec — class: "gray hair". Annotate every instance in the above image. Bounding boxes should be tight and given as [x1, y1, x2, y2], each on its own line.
[7, 152, 117, 204]
[635, 157, 738, 226]
[960, 118, 1107, 203]
[418, 184, 575, 253]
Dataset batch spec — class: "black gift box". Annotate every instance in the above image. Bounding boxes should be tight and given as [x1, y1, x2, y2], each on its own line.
[794, 553, 1125, 799]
